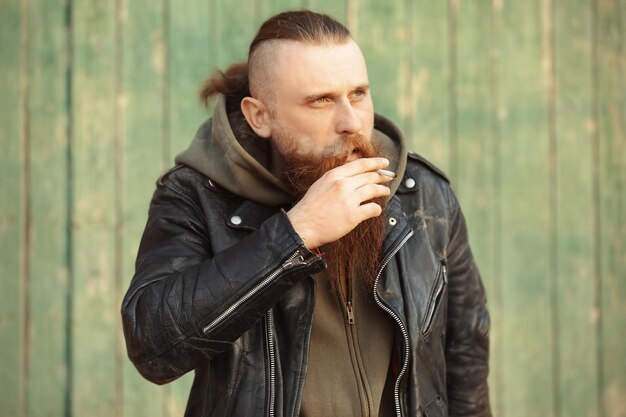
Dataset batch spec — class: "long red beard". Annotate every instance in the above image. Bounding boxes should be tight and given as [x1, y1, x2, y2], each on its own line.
[281, 134, 386, 295]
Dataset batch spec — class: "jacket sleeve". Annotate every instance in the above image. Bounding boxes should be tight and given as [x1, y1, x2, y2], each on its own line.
[444, 190, 492, 417]
[121, 175, 324, 385]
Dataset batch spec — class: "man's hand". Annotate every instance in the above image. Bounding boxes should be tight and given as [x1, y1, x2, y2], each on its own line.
[286, 157, 393, 249]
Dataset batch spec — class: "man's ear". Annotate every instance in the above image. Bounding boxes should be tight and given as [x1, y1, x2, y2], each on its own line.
[241, 96, 272, 138]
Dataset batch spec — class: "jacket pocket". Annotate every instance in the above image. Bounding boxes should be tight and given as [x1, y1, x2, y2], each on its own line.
[420, 263, 447, 337]
[421, 395, 447, 417]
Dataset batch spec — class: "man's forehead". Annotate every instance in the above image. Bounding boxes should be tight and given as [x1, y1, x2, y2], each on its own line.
[269, 39, 369, 92]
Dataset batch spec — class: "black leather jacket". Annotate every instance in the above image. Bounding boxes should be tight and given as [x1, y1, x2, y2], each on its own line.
[121, 153, 491, 417]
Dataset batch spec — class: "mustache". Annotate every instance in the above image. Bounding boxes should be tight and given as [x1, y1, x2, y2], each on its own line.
[283, 133, 378, 199]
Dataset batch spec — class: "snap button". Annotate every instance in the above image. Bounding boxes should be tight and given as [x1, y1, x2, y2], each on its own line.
[404, 178, 416, 188]
[389, 217, 397, 226]
[230, 215, 242, 225]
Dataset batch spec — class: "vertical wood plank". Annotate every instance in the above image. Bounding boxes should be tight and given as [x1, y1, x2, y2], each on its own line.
[166, 0, 213, 414]
[305, 0, 346, 22]
[496, 0, 556, 415]
[407, 0, 450, 169]
[168, 0, 214, 157]
[26, 0, 70, 416]
[354, 0, 410, 143]
[596, 0, 626, 414]
[120, 0, 168, 415]
[213, 0, 257, 71]
[453, 0, 500, 412]
[553, 0, 599, 416]
[71, 0, 118, 415]
[0, 0, 25, 415]
[261, 0, 301, 20]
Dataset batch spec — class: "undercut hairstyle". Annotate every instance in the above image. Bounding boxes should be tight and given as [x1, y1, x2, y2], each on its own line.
[199, 10, 351, 107]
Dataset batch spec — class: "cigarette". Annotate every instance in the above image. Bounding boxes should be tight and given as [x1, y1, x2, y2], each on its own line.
[377, 169, 396, 178]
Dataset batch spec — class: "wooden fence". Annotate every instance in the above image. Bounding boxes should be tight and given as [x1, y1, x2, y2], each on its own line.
[0, 0, 624, 416]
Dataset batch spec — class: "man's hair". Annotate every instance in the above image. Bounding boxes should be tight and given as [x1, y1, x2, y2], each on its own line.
[199, 10, 351, 106]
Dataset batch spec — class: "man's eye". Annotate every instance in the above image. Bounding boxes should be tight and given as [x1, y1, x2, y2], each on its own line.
[353, 89, 366, 97]
[314, 96, 330, 104]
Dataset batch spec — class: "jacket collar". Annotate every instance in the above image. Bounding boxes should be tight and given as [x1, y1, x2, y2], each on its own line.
[225, 164, 418, 241]
[226, 200, 280, 232]
[225, 194, 414, 262]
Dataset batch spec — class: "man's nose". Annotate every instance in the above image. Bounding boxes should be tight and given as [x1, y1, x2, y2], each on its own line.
[335, 100, 362, 134]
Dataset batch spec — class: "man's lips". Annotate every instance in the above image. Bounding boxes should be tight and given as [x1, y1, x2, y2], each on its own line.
[344, 148, 363, 162]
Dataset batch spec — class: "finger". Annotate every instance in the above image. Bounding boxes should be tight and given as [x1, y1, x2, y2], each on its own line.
[331, 157, 389, 178]
[355, 201, 384, 222]
[354, 183, 391, 203]
[343, 171, 393, 191]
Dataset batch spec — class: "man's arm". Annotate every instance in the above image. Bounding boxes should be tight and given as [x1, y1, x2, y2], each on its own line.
[121, 157, 392, 385]
[445, 191, 492, 417]
[121, 175, 324, 385]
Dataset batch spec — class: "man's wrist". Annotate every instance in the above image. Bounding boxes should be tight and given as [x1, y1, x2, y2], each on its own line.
[285, 209, 317, 249]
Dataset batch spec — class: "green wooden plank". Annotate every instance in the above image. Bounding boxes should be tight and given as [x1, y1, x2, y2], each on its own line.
[25, 0, 70, 416]
[453, 0, 500, 413]
[121, 0, 168, 415]
[71, 0, 118, 416]
[553, 1, 599, 416]
[496, 0, 556, 416]
[213, 0, 257, 70]
[597, 0, 626, 414]
[0, 0, 25, 415]
[407, 0, 450, 169]
[166, 0, 214, 413]
[261, 0, 302, 21]
[305, 0, 346, 23]
[354, 0, 410, 142]
[168, 0, 215, 157]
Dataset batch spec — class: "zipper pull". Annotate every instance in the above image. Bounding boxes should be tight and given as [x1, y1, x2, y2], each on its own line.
[346, 301, 355, 324]
[283, 254, 305, 270]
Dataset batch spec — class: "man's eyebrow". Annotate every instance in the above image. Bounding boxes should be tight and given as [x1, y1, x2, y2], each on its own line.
[302, 84, 370, 102]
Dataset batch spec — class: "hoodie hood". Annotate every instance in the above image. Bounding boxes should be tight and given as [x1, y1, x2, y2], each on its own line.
[175, 96, 408, 208]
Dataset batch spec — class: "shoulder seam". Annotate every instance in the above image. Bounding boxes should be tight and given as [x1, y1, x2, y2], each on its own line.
[407, 152, 450, 184]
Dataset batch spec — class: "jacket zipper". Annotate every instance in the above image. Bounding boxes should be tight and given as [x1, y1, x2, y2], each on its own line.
[346, 275, 355, 324]
[373, 229, 414, 417]
[203, 249, 307, 334]
[265, 309, 277, 417]
[421, 264, 447, 336]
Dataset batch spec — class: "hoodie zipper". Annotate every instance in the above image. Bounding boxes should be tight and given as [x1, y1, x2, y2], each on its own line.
[265, 309, 277, 417]
[346, 276, 355, 324]
[373, 229, 414, 417]
[203, 249, 307, 334]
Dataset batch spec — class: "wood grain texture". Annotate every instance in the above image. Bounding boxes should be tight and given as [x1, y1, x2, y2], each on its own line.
[305, 0, 346, 23]
[71, 0, 118, 415]
[496, 0, 556, 415]
[120, 0, 168, 415]
[407, 0, 451, 170]
[213, 0, 257, 72]
[596, 0, 626, 415]
[25, 0, 70, 416]
[0, 0, 25, 415]
[261, 0, 302, 21]
[354, 0, 410, 141]
[553, 0, 600, 416]
[167, 0, 214, 159]
[453, 0, 500, 412]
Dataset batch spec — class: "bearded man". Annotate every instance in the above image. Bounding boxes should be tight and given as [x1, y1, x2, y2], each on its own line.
[122, 10, 491, 417]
